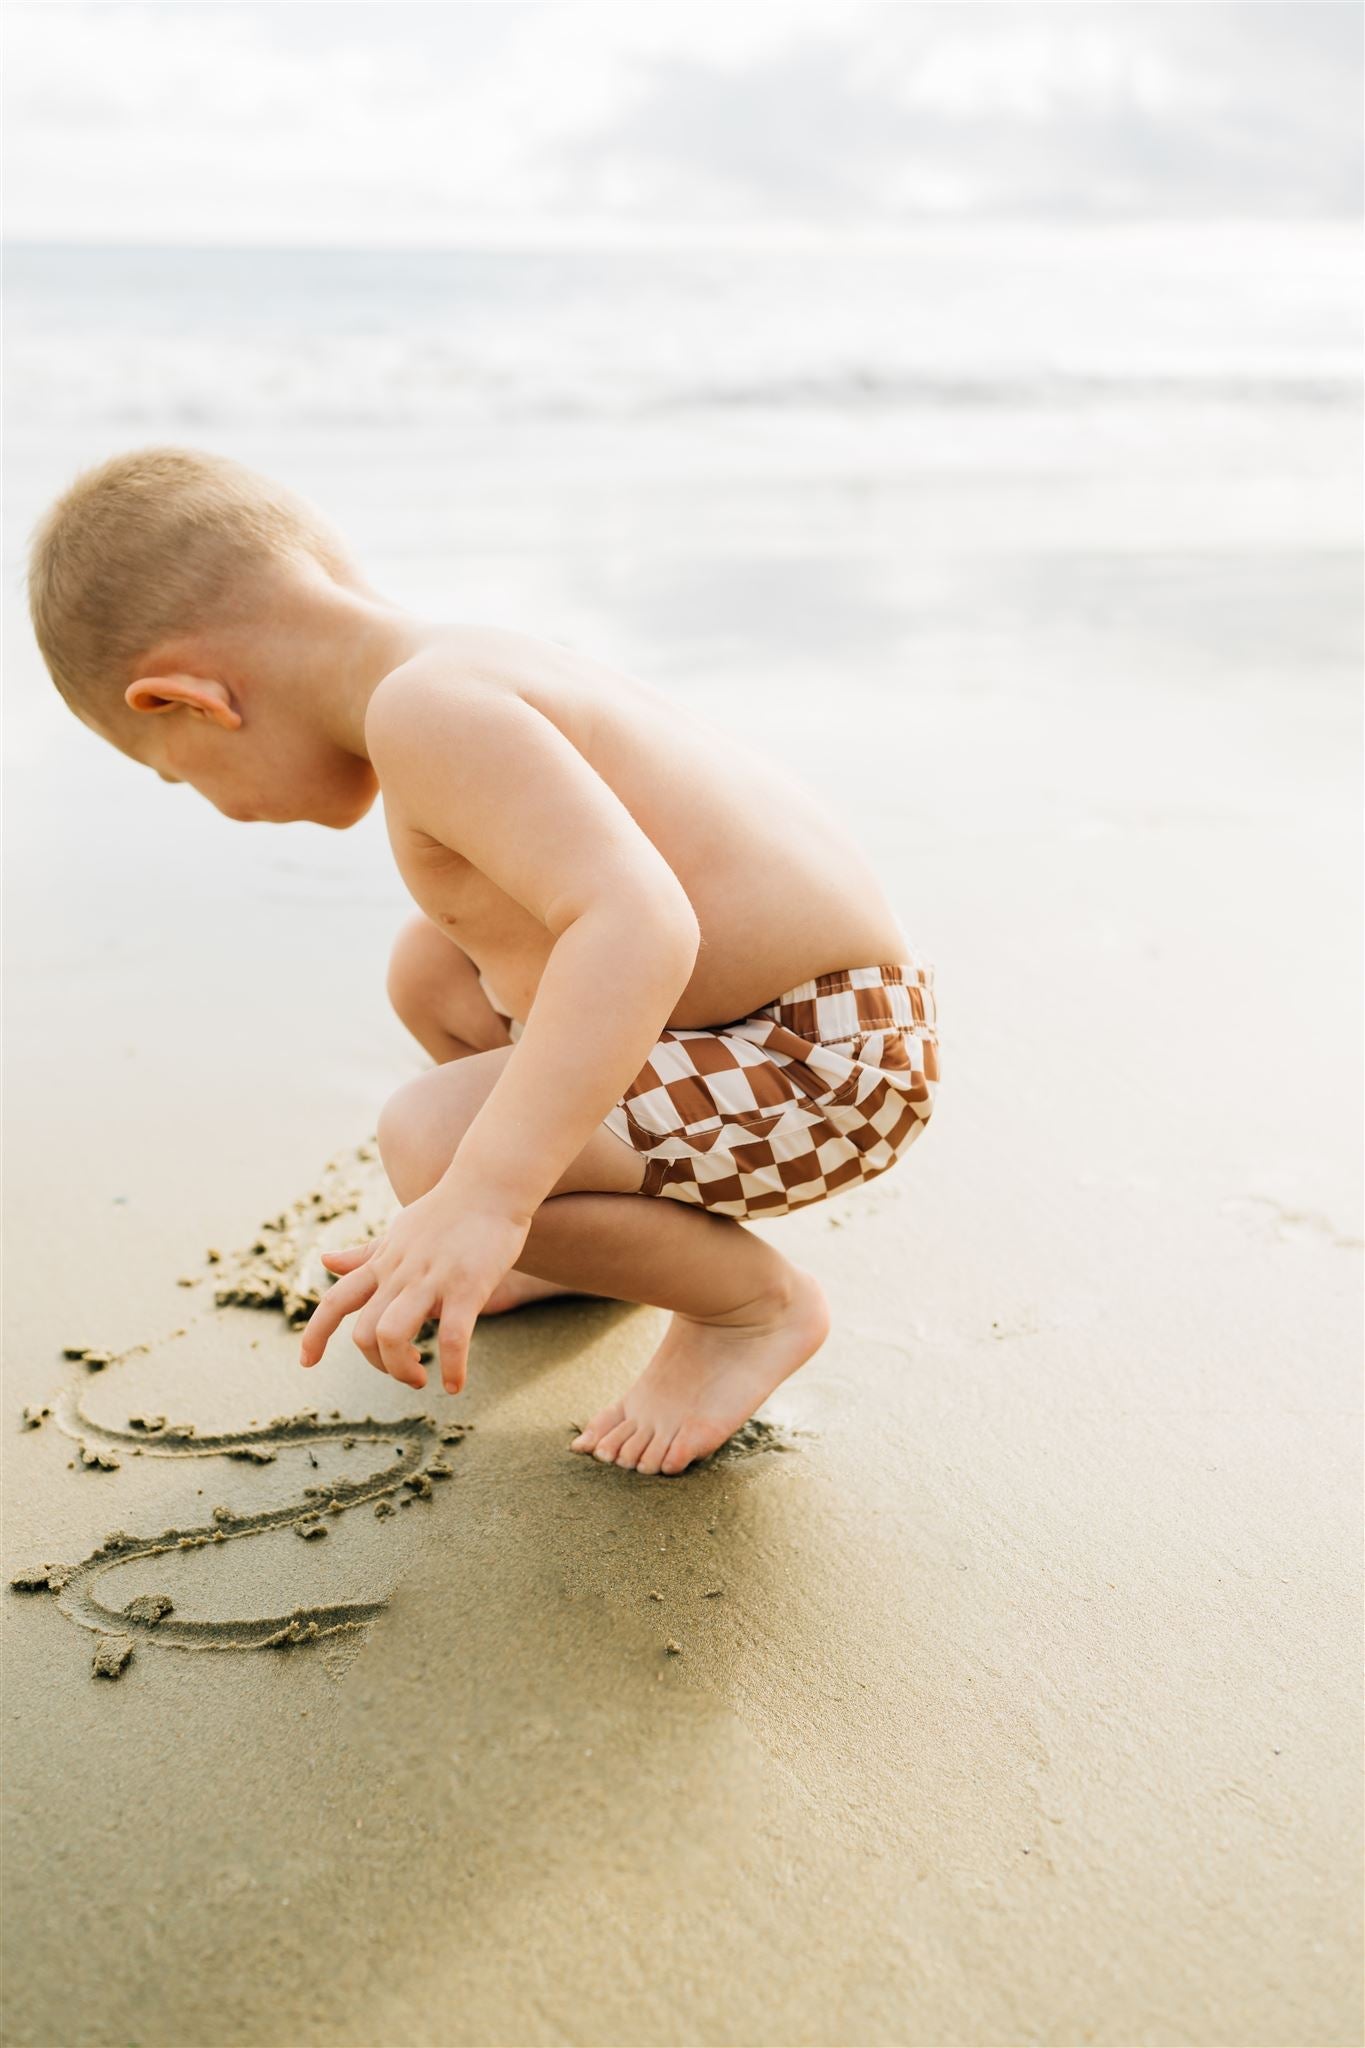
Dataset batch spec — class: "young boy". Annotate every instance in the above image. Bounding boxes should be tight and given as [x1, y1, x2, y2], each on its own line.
[27, 446, 940, 1476]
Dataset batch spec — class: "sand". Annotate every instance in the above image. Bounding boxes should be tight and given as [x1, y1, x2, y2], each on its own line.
[3, 445, 1362, 2046]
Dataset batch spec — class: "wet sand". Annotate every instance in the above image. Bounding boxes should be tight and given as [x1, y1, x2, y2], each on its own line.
[3, 452, 1362, 2045]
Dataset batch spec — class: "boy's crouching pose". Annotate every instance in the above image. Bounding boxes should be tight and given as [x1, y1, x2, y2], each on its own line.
[27, 446, 941, 1475]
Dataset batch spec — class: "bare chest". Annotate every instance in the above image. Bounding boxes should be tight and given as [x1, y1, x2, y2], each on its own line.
[389, 829, 550, 967]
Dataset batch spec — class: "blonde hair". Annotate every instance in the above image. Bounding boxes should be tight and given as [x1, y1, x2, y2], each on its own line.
[26, 445, 365, 723]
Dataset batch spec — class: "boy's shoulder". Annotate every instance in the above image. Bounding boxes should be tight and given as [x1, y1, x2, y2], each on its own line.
[364, 622, 622, 818]
[367, 623, 582, 736]
[360, 625, 694, 931]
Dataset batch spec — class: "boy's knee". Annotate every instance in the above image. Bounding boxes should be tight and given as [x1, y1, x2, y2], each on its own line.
[385, 913, 454, 1029]
[385, 915, 513, 1060]
[377, 1074, 435, 1201]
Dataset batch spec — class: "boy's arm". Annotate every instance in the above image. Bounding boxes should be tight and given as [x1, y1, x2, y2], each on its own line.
[367, 668, 702, 1223]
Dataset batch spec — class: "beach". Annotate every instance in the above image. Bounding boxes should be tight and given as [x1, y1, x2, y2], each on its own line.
[3, 226, 1362, 2045]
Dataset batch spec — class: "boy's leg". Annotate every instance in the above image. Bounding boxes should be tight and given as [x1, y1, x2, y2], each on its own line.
[386, 913, 579, 1311]
[378, 935, 833, 1446]
[377, 1038, 648, 1316]
[386, 912, 516, 1064]
[514, 1191, 830, 1474]
[380, 1108, 830, 1476]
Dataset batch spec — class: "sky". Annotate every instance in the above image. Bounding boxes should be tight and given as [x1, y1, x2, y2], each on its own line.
[3, 2, 1362, 246]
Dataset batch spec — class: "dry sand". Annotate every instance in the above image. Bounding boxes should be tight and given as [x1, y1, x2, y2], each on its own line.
[3, 465, 1362, 2046]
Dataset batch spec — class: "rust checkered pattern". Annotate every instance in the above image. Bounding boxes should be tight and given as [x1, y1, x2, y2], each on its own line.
[599, 959, 940, 1221]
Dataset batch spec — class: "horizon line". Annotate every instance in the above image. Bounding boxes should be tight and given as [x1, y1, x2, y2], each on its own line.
[3, 213, 1359, 257]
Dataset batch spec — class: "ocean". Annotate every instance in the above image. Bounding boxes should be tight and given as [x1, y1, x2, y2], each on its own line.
[3, 218, 1359, 997]
[5, 222, 1358, 467]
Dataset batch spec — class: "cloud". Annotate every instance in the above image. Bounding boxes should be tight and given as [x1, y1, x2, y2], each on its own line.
[2, 1, 1359, 244]
[552, 6, 1364, 224]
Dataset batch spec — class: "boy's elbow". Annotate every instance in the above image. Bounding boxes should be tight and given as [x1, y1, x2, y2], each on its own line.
[651, 884, 702, 965]
[578, 882, 700, 970]
[655, 887, 701, 959]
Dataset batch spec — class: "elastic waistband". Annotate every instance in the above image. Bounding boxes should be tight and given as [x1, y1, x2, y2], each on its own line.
[757, 960, 938, 1036]
[777, 959, 934, 999]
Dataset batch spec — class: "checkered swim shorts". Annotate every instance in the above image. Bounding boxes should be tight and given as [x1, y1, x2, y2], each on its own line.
[594, 959, 941, 1221]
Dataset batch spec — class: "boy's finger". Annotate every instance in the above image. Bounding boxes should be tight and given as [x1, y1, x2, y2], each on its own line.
[298, 1265, 378, 1366]
[437, 1297, 472, 1396]
[374, 1287, 432, 1386]
[321, 1243, 376, 1274]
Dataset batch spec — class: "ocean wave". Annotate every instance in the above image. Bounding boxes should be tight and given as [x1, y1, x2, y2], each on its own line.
[633, 367, 1361, 413]
[8, 227, 1358, 433]
[8, 347, 1359, 433]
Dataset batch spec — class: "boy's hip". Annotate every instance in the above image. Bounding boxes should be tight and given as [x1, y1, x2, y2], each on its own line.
[600, 958, 941, 1222]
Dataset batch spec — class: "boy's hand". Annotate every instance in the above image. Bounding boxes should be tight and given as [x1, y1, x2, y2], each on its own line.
[297, 1189, 532, 1393]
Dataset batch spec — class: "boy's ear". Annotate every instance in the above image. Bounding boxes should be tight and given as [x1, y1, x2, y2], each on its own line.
[125, 673, 242, 729]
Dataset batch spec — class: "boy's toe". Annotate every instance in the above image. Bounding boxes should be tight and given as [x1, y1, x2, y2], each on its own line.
[661, 1426, 705, 1475]
[593, 1418, 637, 1464]
[614, 1425, 654, 1471]
[572, 1401, 623, 1453]
[635, 1428, 674, 1477]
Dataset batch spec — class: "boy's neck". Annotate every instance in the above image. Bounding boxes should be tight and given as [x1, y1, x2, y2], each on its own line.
[234, 571, 444, 760]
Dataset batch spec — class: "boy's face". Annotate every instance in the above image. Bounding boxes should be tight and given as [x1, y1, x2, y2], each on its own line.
[104, 670, 379, 829]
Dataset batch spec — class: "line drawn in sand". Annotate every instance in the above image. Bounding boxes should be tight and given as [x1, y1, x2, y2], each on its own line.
[10, 1141, 470, 1677]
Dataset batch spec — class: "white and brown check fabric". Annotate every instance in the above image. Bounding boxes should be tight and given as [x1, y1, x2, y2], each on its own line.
[598, 959, 940, 1220]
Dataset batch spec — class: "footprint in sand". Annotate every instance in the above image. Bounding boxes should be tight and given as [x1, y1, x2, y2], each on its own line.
[1218, 1192, 1364, 1251]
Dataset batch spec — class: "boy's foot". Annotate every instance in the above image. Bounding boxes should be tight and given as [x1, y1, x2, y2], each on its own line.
[569, 1268, 830, 1476]
[480, 1268, 590, 1315]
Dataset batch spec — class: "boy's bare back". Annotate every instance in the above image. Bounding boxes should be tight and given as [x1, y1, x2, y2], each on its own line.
[374, 623, 913, 1031]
